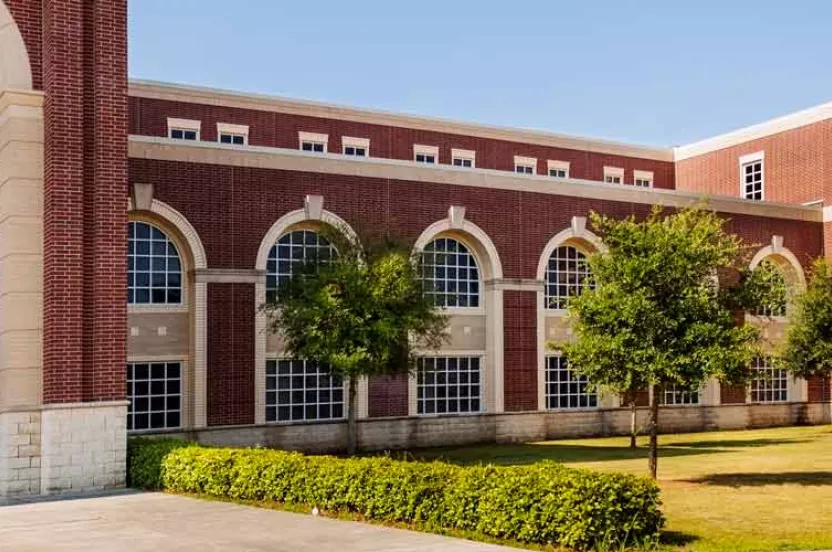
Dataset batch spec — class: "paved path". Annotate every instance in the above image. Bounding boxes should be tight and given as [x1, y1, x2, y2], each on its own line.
[0, 491, 517, 551]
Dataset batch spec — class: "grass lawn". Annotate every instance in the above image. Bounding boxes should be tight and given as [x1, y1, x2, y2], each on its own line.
[407, 425, 832, 552]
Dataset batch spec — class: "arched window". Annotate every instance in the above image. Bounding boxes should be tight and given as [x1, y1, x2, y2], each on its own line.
[545, 245, 593, 310]
[753, 259, 788, 317]
[128, 221, 182, 304]
[265, 229, 336, 302]
[420, 237, 480, 308]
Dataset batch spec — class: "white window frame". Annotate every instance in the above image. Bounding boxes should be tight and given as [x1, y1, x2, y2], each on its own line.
[167, 117, 201, 141]
[739, 151, 765, 200]
[299, 131, 328, 153]
[414, 144, 439, 164]
[217, 122, 249, 146]
[544, 353, 598, 410]
[415, 354, 484, 416]
[514, 156, 537, 175]
[547, 160, 570, 178]
[603, 166, 624, 185]
[749, 355, 788, 403]
[450, 148, 476, 168]
[663, 384, 700, 406]
[633, 169, 654, 188]
[342, 136, 370, 157]
[127, 360, 184, 432]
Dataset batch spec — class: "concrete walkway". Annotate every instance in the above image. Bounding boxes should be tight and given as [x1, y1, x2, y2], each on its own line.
[0, 492, 517, 551]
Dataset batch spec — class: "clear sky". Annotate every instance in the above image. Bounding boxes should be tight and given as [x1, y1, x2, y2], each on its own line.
[128, 0, 832, 147]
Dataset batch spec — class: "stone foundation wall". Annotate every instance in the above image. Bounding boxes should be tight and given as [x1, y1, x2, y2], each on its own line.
[0, 410, 41, 496]
[174, 402, 832, 454]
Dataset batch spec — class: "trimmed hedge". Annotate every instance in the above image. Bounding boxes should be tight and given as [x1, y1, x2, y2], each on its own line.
[128, 438, 663, 550]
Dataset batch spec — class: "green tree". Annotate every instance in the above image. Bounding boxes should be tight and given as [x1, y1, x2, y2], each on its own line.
[779, 258, 832, 380]
[262, 226, 448, 455]
[558, 207, 764, 479]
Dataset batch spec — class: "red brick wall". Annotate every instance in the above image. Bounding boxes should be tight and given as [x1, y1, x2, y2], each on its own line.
[207, 283, 255, 426]
[503, 291, 537, 412]
[808, 376, 831, 402]
[42, 0, 128, 403]
[720, 384, 747, 404]
[128, 96, 676, 189]
[130, 157, 823, 421]
[368, 374, 408, 418]
[5, 0, 42, 90]
[676, 121, 828, 204]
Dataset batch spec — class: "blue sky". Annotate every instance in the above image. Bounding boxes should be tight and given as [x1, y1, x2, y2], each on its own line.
[129, 1, 831, 147]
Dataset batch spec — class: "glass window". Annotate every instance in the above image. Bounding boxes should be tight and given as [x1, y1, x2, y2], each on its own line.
[219, 133, 246, 145]
[128, 221, 182, 305]
[265, 229, 336, 302]
[170, 128, 197, 140]
[417, 356, 481, 415]
[266, 359, 344, 422]
[664, 384, 700, 405]
[344, 146, 367, 156]
[545, 245, 593, 310]
[415, 153, 436, 163]
[753, 260, 787, 317]
[301, 141, 325, 152]
[420, 237, 480, 308]
[742, 159, 764, 200]
[545, 355, 597, 409]
[453, 157, 473, 168]
[635, 178, 652, 187]
[515, 164, 534, 174]
[750, 356, 788, 403]
[549, 168, 567, 178]
[605, 174, 622, 184]
[127, 361, 182, 431]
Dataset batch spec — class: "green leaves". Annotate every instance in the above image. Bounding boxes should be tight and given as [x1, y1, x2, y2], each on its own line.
[128, 439, 664, 550]
[780, 258, 832, 378]
[560, 207, 760, 394]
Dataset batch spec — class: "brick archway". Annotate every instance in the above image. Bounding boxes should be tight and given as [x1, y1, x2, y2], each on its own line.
[0, 0, 32, 90]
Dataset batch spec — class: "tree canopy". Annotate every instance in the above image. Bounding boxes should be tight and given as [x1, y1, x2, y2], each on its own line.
[780, 258, 832, 378]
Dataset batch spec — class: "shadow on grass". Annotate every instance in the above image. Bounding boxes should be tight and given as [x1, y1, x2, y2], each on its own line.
[661, 530, 700, 547]
[687, 471, 832, 487]
[667, 438, 811, 449]
[396, 442, 727, 466]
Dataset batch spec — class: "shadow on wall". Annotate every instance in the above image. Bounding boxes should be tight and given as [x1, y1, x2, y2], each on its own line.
[688, 472, 832, 487]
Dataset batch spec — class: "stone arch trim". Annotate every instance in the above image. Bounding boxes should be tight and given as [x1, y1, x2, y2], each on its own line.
[0, 0, 33, 90]
[413, 218, 504, 281]
[749, 243, 807, 290]
[128, 198, 208, 428]
[536, 220, 605, 281]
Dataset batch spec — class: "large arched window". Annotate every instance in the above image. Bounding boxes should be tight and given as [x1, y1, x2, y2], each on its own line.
[545, 245, 593, 310]
[420, 237, 481, 308]
[265, 229, 336, 302]
[128, 221, 183, 304]
[752, 259, 788, 317]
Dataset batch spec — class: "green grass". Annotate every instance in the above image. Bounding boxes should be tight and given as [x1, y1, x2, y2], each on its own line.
[405, 425, 832, 552]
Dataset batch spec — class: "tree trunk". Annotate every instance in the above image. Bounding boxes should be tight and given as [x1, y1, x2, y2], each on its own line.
[648, 384, 660, 480]
[346, 375, 358, 456]
[629, 398, 638, 449]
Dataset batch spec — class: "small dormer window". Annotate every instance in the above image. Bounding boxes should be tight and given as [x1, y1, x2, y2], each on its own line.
[217, 123, 249, 146]
[451, 149, 476, 168]
[604, 166, 624, 184]
[342, 136, 369, 157]
[414, 144, 439, 164]
[167, 118, 200, 141]
[514, 156, 536, 175]
[299, 131, 328, 153]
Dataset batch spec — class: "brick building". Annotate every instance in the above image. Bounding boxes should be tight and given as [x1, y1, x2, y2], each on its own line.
[0, 0, 830, 497]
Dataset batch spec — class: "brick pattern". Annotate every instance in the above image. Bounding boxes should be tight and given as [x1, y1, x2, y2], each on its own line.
[207, 283, 255, 426]
[368, 373, 408, 418]
[720, 384, 747, 404]
[676, 121, 827, 204]
[4, 0, 42, 89]
[129, 96, 677, 189]
[503, 290, 537, 412]
[42, 0, 128, 403]
[0, 411, 41, 496]
[808, 375, 831, 403]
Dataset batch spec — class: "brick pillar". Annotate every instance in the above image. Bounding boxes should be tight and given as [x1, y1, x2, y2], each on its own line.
[503, 290, 537, 411]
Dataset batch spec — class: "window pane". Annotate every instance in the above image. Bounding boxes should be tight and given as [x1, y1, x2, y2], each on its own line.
[545, 355, 597, 410]
[419, 238, 480, 308]
[127, 221, 183, 305]
[417, 357, 482, 415]
[126, 362, 182, 431]
[265, 359, 344, 422]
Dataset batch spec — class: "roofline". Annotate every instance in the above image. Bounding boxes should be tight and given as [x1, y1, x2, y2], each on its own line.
[128, 135, 822, 223]
[674, 101, 832, 161]
[128, 79, 675, 162]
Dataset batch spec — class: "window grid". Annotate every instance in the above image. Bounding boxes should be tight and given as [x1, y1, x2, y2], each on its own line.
[170, 128, 197, 140]
[545, 245, 593, 310]
[549, 168, 567, 178]
[128, 221, 182, 305]
[420, 237, 480, 308]
[545, 355, 597, 409]
[750, 356, 788, 403]
[515, 164, 534, 174]
[301, 141, 325, 152]
[219, 133, 245, 145]
[266, 229, 335, 302]
[742, 160, 764, 200]
[415, 153, 436, 163]
[127, 362, 181, 431]
[664, 385, 699, 405]
[605, 175, 622, 184]
[754, 261, 787, 317]
[266, 359, 344, 422]
[453, 157, 473, 168]
[417, 356, 482, 415]
[344, 145, 367, 156]
[634, 178, 652, 188]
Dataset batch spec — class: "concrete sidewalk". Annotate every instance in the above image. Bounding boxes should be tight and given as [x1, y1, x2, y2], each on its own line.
[0, 491, 517, 551]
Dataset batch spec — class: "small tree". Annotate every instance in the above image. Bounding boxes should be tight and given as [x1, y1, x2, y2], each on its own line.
[262, 228, 447, 455]
[559, 207, 763, 479]
[779, 258, 832, 384]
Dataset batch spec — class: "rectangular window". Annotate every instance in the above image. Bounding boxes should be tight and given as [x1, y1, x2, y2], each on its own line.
[417, 356, 482, 415]
[740, 152, 764, 200]
[167, 117, 200, 141]
[750, 356, 788, 403]
[634, 170, 654, 188]
[548, 160, 570, 178]
[604, 166, 624, 184]
[545, 355, 597, 409]
[514, 156, 536, 175]
[342, 136, 369, 157]
[217, 123, 249, 146]
[414, 144, 439, 164]
[663, 385, 700, 405]
[299, 131, 328, 153]
[127, 361, 182, 431]
[266, 359, 344, 422]
[451, 149, 476, 168]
